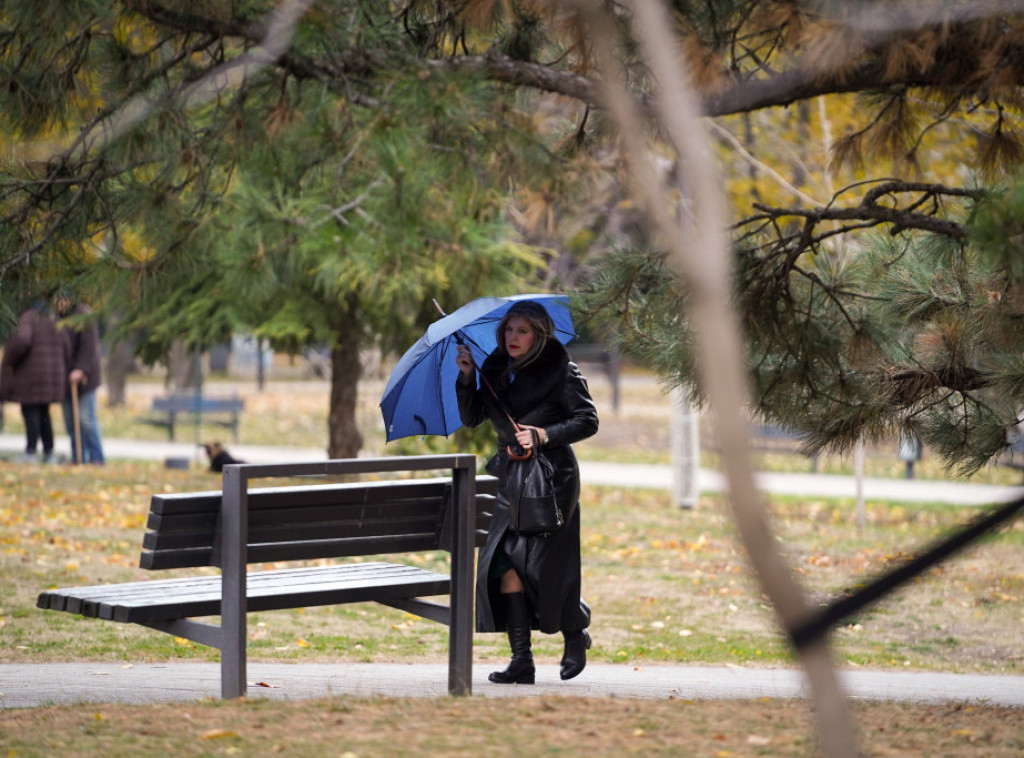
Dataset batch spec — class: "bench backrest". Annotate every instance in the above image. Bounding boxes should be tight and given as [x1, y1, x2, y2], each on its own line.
[152, 393, 245, 413]
[141, 476, 496, 570]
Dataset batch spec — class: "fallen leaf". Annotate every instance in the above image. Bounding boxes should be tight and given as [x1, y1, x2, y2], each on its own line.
[200, 729, 240, 740]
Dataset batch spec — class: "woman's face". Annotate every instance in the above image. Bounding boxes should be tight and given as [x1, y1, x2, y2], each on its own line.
[503, 316, 536, 359]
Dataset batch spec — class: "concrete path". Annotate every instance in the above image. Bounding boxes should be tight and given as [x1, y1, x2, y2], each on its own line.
[3, 662, 1023, 709]
[2, 433, 1020, 506]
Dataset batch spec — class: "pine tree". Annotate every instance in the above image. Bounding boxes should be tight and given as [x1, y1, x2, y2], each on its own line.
[0, 1, 553, 455]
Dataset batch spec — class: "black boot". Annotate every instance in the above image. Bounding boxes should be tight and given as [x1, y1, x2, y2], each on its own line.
[488, 592, 535, 684]
[559, 628, 592, 681]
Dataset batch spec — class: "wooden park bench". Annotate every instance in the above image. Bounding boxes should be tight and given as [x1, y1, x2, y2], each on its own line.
[144, 392, 245, 441]
[37, 455, 495, 698]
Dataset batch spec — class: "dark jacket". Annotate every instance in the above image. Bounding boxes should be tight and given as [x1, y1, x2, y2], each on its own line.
[59, 304, 103, 398]
[0, 306, 67, 405]
[456, 338, 599, 634]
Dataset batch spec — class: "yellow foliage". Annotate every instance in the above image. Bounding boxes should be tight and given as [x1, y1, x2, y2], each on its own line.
[118, 227, 157, 262]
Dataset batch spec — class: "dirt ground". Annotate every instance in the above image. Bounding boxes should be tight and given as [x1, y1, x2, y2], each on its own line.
[0, 694, 1020, 757]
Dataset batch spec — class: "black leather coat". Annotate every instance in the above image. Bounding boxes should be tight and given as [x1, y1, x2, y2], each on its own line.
[456, 339, 599, 634]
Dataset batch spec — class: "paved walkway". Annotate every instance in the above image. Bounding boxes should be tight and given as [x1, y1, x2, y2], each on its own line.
[2, 433, 1020, 506]
[4, 662, 1024, 709]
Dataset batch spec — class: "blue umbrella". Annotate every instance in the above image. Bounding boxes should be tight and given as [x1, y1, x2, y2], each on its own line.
[380, 294, 576, 442]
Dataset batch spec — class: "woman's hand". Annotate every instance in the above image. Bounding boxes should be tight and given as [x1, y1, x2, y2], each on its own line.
[455, 345, 476, 376]
[514, 425, 548, 449]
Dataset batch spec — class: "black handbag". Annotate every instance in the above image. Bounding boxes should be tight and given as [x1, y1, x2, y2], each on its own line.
[506, 429, 562, 535]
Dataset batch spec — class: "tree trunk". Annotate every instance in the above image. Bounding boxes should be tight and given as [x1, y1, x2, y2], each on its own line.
[104, 338, 132, 407]
[168, 340, 201, 390]
[671, 389, 700, 509]
[327, 324, 364, 459]
[102, 311, 134, 407]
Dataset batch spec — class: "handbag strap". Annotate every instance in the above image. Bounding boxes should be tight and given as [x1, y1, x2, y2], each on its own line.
[475, 367, 524, 433]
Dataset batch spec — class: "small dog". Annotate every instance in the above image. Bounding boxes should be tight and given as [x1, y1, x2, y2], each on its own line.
[202, 441, 245, 472]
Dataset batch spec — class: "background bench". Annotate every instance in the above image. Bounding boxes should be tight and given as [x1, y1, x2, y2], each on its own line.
[702, 424, 822, 471]
[569, 343, 621, 412]
[751, 424, 821, 472]
[37, 455, 495, 699]
[144, 392, 245, 441]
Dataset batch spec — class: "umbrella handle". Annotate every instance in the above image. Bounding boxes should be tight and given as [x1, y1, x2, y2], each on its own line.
[506, 443, 533, 461]
[434, 296, 529, 448]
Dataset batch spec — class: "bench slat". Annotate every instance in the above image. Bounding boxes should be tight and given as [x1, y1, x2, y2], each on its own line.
[41, 564, 367, 614]
[142, 508, 493, 551]
[140, 533, 448, 570]
[40, 562, 450, 621]
[148, 479, 464, 516]
[112, 564, 447, 622]
[145, 496, 452, 533]
[143, 515, 440, 550]
[152, 396, 244, 413]
[144, 494, 493, 543]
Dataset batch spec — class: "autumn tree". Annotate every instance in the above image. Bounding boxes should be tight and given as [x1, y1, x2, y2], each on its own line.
[576, 2, 1024, 475]
[0, 1, 552, 455]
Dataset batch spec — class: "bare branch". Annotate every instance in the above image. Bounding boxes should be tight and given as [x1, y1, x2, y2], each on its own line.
[750, 181, 982, 243]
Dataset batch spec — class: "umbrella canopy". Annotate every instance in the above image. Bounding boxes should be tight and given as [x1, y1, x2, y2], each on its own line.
[380, 294, 576, 442]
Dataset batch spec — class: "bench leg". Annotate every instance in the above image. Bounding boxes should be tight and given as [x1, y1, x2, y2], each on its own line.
[222, 638, 246, 699]
[448, 463, 475, 695]
[221, 465, 248, 699]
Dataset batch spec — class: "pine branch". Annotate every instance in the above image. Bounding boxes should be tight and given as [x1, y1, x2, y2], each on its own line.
[750, 181, 983, 247]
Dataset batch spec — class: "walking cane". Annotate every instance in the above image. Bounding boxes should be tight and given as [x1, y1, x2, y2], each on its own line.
[71, 382, 83, 465]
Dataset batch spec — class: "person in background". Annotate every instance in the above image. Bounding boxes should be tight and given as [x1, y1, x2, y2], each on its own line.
[0, 301, 67, 463]
[56, 296, 105, 465]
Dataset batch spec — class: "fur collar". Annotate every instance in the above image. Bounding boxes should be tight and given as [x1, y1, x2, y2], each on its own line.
[480, 339, 570, 419]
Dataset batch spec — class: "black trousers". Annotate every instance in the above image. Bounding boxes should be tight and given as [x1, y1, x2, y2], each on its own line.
[21, 403, 54, 454]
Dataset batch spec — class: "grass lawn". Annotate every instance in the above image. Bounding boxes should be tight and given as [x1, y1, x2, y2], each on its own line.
[1, 369, 1022, 756]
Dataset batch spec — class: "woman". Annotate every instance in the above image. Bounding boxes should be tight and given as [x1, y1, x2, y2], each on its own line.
[455, 300, 599, 684]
